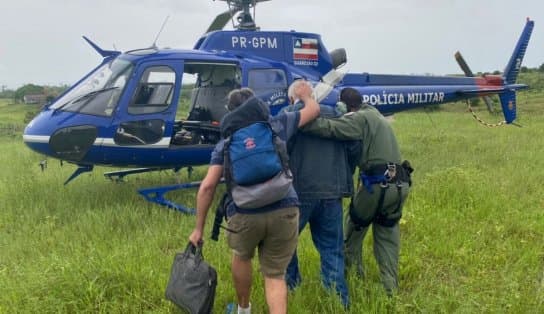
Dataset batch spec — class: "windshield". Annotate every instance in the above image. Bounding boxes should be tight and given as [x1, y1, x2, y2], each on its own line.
[50, 58, 134, 116]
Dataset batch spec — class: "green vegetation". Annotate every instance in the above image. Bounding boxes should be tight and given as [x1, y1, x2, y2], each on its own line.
[0, 99, 41, 137]
[1, 84, 68, 104]
[0, 88, 543, 313]
[176, 84, 194, 119]
[519, 71, 544, 94]
[12, 84, 44, 102]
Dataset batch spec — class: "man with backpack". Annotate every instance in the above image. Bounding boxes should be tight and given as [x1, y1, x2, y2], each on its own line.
[188, 81, 319, 314]
[302, 87, 413, 296]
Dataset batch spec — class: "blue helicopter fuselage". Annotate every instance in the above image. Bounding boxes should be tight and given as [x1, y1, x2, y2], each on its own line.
[23, 21, 533, 170]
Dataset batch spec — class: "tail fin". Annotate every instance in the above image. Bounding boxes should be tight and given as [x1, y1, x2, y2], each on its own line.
[503, 19, 534, 84]
[498, 19, 534, 124]
[499, 91, 517, 124]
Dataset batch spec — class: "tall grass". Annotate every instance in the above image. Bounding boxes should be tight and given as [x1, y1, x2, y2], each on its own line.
[0, 96, 543, 313]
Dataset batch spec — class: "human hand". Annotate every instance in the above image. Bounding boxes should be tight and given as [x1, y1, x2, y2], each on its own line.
[294, 81, 314, 102]
[188, 229, 203, 247]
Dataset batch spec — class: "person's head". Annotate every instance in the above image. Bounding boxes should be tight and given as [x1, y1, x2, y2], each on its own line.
[339, 87, 363, 112]
[287, 79, 313, 105]
[226, 87, 255, 111]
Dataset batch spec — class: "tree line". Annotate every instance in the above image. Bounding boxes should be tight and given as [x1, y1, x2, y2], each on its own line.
[0, 84, 69, 102]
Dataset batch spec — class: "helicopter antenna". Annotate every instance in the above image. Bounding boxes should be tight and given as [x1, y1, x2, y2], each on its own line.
[151, 15, 170, 48]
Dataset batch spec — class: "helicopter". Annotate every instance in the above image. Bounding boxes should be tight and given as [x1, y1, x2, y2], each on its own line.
[23, 0, 534, 213]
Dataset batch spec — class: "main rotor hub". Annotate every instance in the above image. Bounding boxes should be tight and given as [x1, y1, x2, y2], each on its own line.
[216, 0, 270, 30]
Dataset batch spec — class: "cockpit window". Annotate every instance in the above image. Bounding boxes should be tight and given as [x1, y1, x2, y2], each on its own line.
[49, 58, 133, 117]
[248, 69, 287, 89]
[128, 66, 176, 115]
[248, 69, 288, 108]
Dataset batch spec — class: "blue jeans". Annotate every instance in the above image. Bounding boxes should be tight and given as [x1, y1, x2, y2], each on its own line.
[286, 198, 349, 306]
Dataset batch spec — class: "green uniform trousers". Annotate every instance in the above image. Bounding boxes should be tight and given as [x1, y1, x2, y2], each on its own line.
[344, 182, 408, 295]
[344, 214, 400, 295]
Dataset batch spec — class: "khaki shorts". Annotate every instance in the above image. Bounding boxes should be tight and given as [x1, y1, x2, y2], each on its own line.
[226, 206, 299, 278]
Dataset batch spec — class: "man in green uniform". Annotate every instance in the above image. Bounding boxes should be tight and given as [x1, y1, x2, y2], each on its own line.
[303, 87, 412, 295]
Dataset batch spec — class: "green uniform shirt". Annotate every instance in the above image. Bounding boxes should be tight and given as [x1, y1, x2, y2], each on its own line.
[303, 105, 401, 170]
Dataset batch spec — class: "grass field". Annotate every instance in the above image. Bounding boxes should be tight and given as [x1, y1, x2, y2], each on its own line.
[0, 94, 543, 313]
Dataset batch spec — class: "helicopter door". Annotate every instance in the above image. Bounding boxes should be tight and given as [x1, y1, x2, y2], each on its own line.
[170, 62, 240, 146]
[110, 62, 180, 155]
[247, 68, 289, 115]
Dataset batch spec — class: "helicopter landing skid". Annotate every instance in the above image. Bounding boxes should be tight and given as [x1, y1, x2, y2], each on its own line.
[65, 165, 94, 185]
[104, 168, 167, 182]
[137, 182, 203, 214]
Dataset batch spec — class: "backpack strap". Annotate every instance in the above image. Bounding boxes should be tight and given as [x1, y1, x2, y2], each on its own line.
[222, 137, 234, 193]
[374, 183, 403, 227]
[272, 131, 292, 178]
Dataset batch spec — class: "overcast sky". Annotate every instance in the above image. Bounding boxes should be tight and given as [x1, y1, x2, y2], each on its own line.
[1, 0, 542, 89]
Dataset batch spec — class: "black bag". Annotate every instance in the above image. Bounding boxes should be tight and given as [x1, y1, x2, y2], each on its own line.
[165, 242, 217, 314]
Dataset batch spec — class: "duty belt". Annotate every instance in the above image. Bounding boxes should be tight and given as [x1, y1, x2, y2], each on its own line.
[360, 163, 409, 194]
[352, 163, 402, 229]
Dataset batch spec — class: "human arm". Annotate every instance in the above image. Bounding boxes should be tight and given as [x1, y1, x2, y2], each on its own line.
[294, 82, 320, 127]
[188, 165, 223, 246]
[302, 112, 365, 141]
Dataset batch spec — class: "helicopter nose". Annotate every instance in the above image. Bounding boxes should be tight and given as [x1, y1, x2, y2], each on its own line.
[23, 115, 54, 157]
[23, 112, 98, 162]
[48, 125, 98, 161]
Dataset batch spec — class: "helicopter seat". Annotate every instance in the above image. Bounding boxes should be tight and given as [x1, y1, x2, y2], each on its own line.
[187, 107, 212, 121]
[189, 86, 231, 122]
[171, 120, 220, 146]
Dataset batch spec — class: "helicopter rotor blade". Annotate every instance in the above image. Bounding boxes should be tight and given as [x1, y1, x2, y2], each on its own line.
[454, 51, 474, 77]
[482, 95, 496, 113]
[207, 8, 241, 33]
[455, 51, 495, 113]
